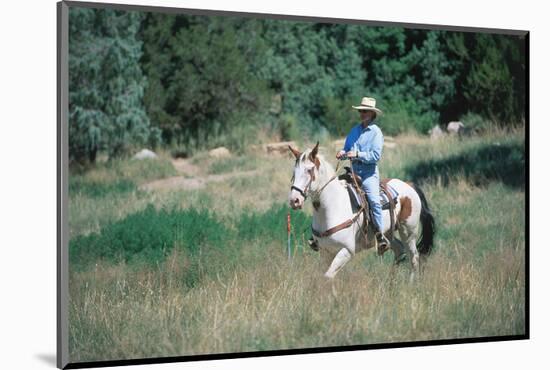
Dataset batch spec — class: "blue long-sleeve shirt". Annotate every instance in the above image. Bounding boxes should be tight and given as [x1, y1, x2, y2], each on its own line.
[342, 122, 384, 177]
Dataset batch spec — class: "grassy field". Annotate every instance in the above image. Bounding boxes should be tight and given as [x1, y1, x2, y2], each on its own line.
[68, 128, 526, 363]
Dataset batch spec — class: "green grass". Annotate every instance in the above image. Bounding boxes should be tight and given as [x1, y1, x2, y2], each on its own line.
[70, 156, 177, 185]
[68, 128, 526, 362]
[69, 178, 137, 198]
[70, 203, 311, 280]
[207, 156, 259, 175]
[68, 156, 179, 237]
[70, 205, 226, 266]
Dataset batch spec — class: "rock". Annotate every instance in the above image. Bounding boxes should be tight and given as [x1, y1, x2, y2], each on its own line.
[447, 121, 465, 135]
[208, 147, 231, 158]
[133, 149, 158, 160]
[429, 125, 445, 140]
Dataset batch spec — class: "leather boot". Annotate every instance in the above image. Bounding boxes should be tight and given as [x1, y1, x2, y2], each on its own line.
[376, 231, 390, 256]
[307, 237, 319, 252]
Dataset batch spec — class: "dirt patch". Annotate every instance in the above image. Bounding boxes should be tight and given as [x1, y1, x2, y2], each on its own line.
[140, 176, 206, 191]
[171, 158, 201, 177]
[140, 159, 258, 192]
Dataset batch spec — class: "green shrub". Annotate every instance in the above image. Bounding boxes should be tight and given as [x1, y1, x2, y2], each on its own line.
[70, 205, 229, 268]
[236, 203, 311, 245]
[323, 97, 358, 137]
[377, 109, 412, 136]
[279, 114, 301, 141]
[378, 100, 436, 135]
[459, 112, 494, 133]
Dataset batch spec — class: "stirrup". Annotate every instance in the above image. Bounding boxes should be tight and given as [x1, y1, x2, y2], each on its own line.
[376, 232, 390, 256]
[308, 237, 319, 252]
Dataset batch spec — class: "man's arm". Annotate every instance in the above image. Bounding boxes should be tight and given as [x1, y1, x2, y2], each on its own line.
[337, 125, 356, 159]
[356, 129, 383, 164]
[342, 126, 355, 152]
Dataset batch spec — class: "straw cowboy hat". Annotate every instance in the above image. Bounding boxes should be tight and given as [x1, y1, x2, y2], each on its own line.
[352, 97, 383, 116]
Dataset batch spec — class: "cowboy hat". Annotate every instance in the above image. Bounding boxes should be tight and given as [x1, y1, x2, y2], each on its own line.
[352, 97, 383, 115]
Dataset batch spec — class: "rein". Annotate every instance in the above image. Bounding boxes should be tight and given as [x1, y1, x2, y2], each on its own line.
[311, 204, 365, 238]
[290, 159, 364, 239]
[289, 168, 315, 200]
[310, 159, 367, 239]
[309, 161, 341, 200]
[290, 185, 308, 199]
[289, 161, 341, 201]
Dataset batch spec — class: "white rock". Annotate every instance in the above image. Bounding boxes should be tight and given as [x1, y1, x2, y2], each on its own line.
[429, 125, 445, 140]
[447, 121, 465, 135]
[133, 149, 158, 160]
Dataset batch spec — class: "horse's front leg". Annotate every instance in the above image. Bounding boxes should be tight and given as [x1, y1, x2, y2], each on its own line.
[324, 247, 353, 279]
[320, 247, 335, 272]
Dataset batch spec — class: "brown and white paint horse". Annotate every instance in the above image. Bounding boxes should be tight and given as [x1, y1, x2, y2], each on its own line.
[288, 143, 435, 280]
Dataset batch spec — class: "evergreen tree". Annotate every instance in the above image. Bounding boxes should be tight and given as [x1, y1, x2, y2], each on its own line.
[465, 34, 524, 125]
[69, 7, 158, 163]
[141, 14, 270, 151]
[257, 20, 366, 137]
[445, 32, 526, 126]
[138, 11, 526, 142]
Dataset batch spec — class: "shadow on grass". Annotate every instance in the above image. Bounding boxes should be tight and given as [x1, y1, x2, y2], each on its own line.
[405, 142, 525, 189]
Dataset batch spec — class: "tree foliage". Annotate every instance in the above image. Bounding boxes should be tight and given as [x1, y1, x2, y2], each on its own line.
[68, 6, 527, 158]
[141, 15, 270, 152]
[68, 8, 159, 163]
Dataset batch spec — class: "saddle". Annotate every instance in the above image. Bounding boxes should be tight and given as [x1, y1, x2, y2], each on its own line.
[338, 167, 399, 241]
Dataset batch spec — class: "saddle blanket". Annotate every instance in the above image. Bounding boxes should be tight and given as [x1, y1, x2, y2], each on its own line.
[346, 182, 399, 212]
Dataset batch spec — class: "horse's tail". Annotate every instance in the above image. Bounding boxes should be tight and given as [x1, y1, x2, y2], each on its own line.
[413, 183, 435, 256]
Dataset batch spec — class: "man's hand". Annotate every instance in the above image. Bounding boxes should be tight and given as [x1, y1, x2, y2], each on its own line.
[336, 150, 346, 159]
[346, 151, 358, 158]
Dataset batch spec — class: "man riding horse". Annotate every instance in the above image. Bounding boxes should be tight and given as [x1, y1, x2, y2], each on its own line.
[309, 96, 390, 255]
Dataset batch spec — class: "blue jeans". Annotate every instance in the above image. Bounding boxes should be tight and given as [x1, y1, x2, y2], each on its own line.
[360, 168, 383, 232]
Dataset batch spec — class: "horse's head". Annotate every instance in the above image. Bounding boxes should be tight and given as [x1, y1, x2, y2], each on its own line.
[288, 142, 320, 210]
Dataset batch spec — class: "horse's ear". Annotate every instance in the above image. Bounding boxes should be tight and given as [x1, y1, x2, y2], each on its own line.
[310, 141, 319, 159]
[288, 145, 301, 160]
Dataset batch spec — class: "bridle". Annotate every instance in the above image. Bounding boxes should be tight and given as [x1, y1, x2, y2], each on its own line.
[290, 157, 364, 240]
[290, 160, 341, 201]
[290, 167, 315, 200]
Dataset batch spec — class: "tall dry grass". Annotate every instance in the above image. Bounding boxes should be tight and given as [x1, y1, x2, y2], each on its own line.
[70, 235, 524, 362]
[68, 128, 526, 362]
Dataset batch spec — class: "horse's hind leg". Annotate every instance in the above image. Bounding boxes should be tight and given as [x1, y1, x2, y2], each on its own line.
[398, 226, 420, 282]
[387, 238, 405, 287]
[324, 247, 352, 279]
[390, 238, 407, 265]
